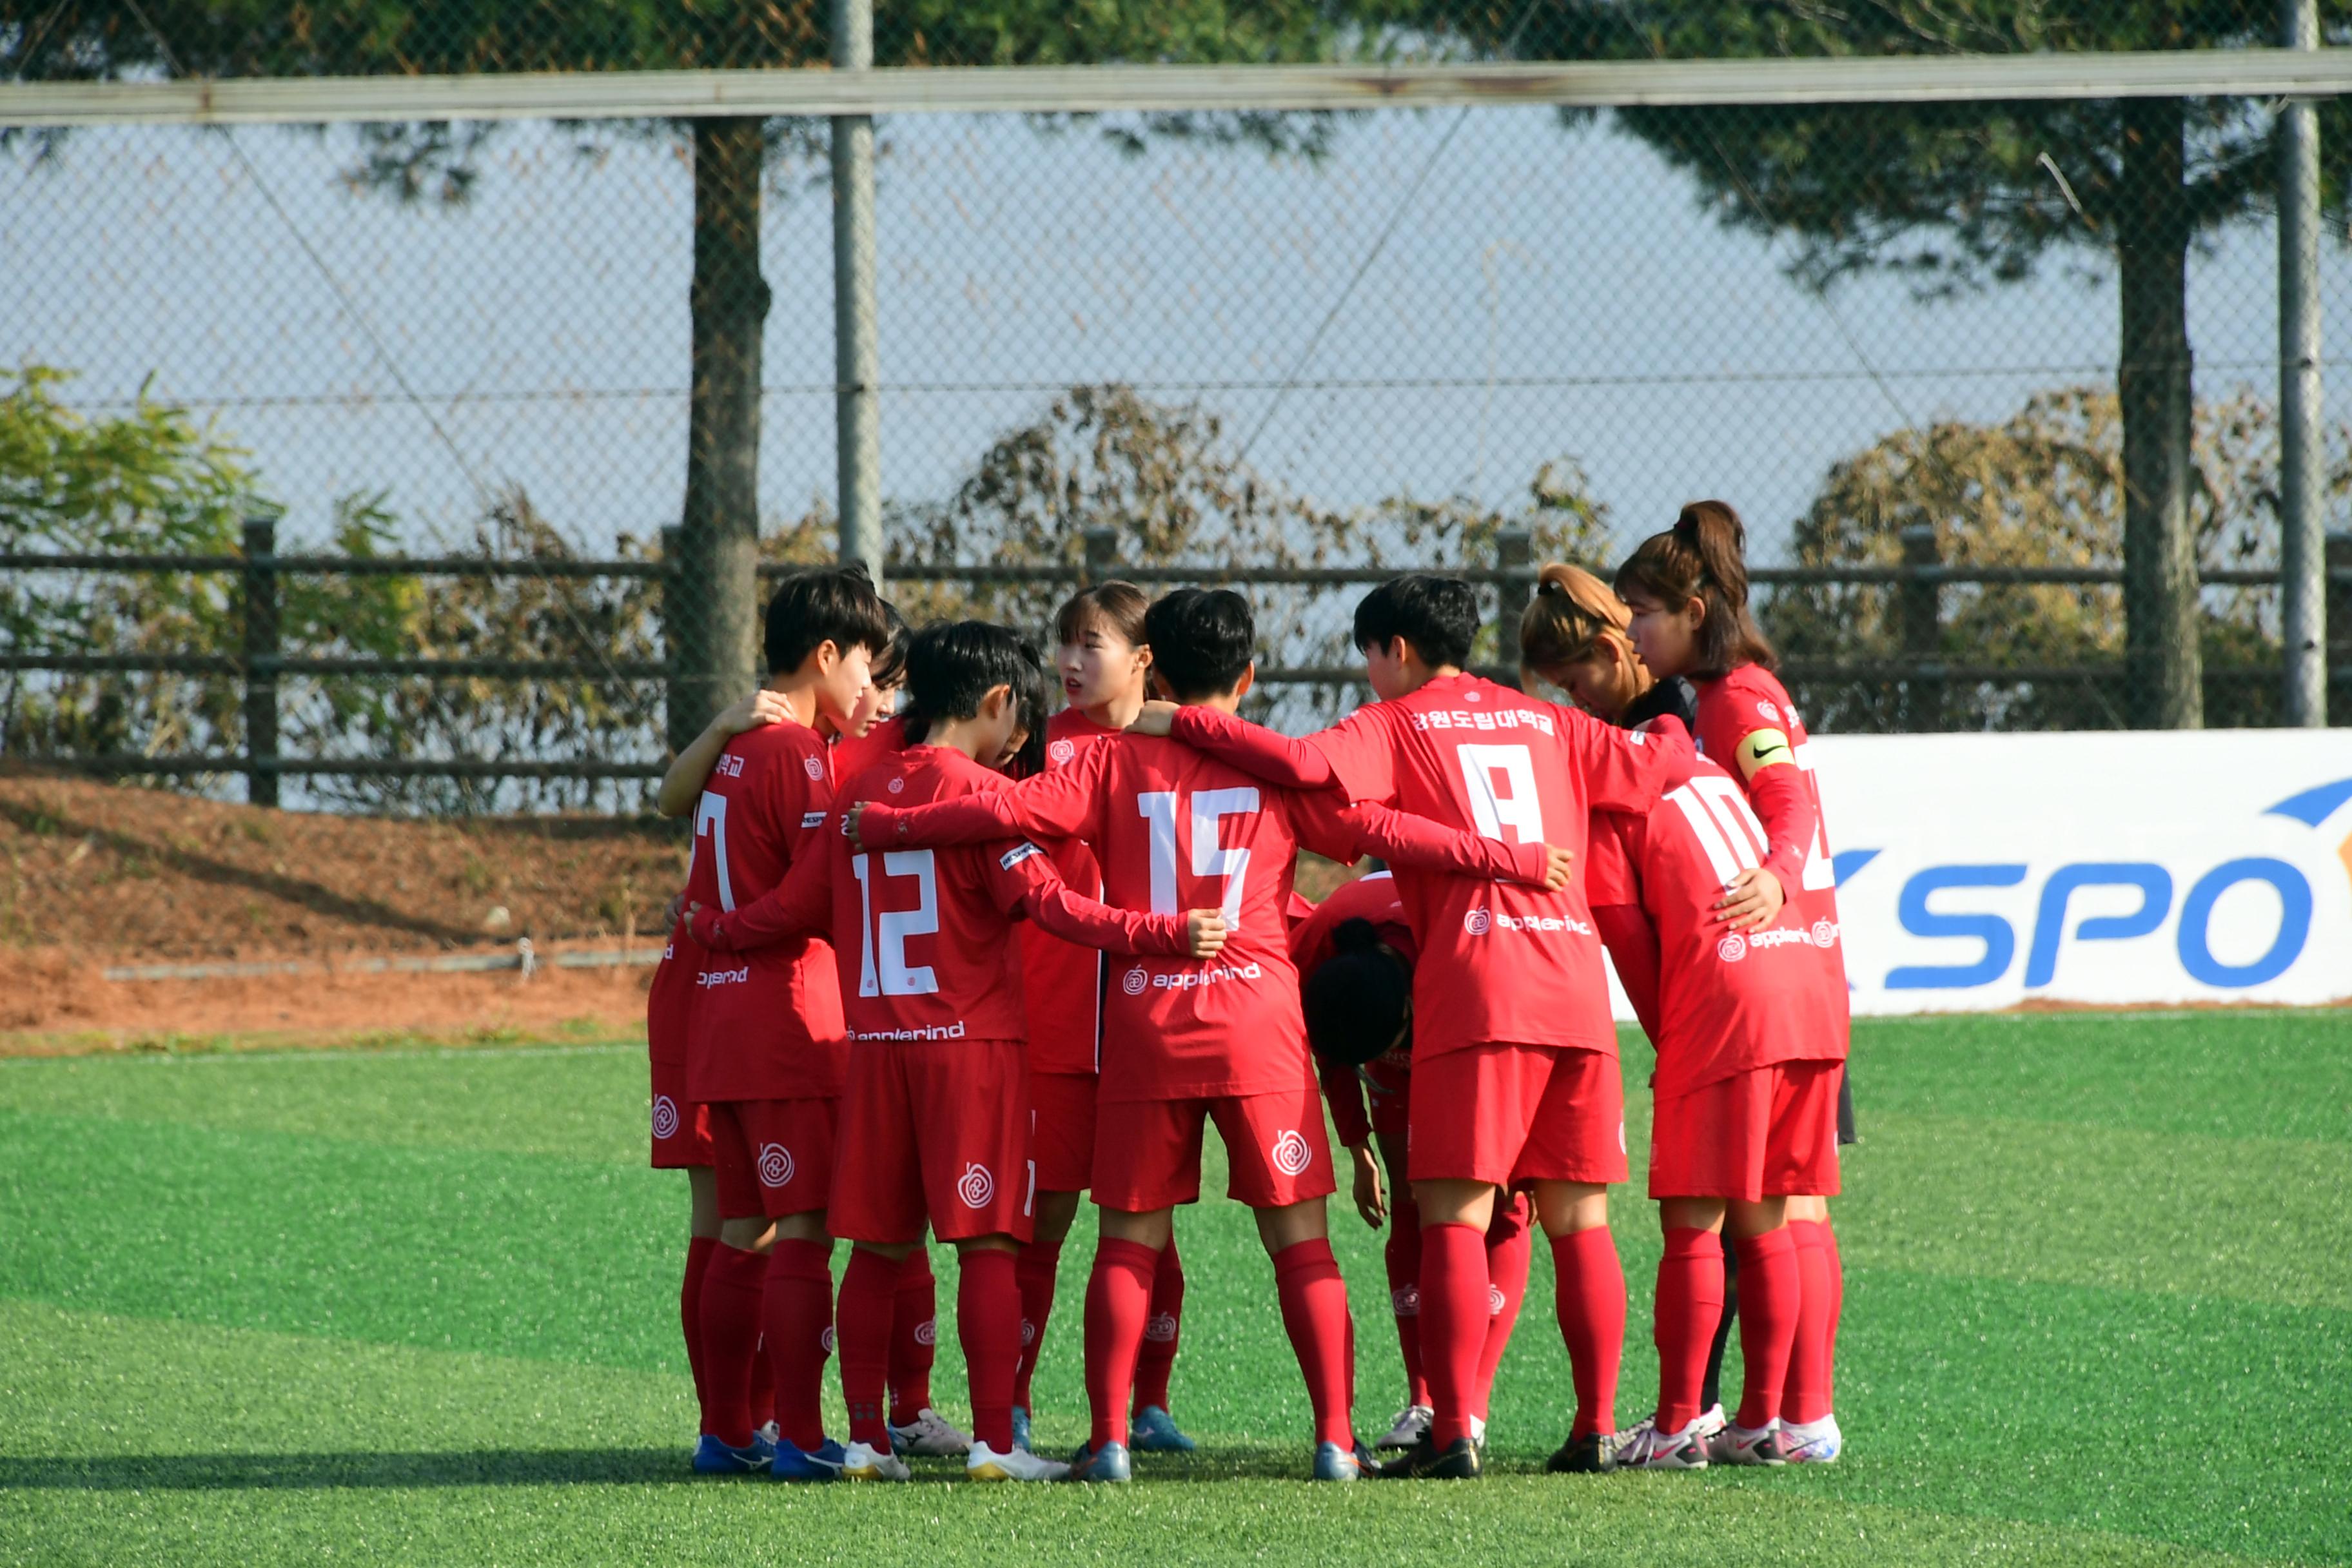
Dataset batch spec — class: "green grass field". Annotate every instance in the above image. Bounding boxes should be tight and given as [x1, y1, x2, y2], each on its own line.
[1, 1012, 2346, 1566]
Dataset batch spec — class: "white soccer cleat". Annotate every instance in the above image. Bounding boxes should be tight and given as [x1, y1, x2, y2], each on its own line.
[1778, 1413, 1843, 1464]
[1707, 1418, 1787, 1466]
[890, 1407, 972, 1457]
[966, 1440, 1070, 1482]
[1377, 1404, 1434, 1450]
[839, 1441, 911, 1482]
[1611, 1414, 1710, 1471]
[1694, 1403, 1728, 1439]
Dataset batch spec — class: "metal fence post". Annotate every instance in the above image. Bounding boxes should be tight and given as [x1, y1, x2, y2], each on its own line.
[2280, 0, 2327, 727]
[1899, 524, 1944, 731]
[2328, 531, 2351, 724]
[1494, 529, 1533, 688]
[831, 0, 883, 585]
[240, 510, 280, 807]
[1081, 527, 1119, 589]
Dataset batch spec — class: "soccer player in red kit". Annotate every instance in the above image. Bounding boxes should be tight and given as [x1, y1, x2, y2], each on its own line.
[696, 621, 1225, 1484]
[1137, 574, 1698, 1479]
[678, 566, 891, 1478]
[1617, 504, 1852, 1464]
[1014, 582, 1197, 1455]
[1290, 873, 1533, 1455]
[855, 589, 1573, 1482]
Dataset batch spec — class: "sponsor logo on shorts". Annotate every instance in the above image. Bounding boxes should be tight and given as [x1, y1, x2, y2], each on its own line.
[1143, 1312, 1179, 1344]
[1019, 1317, 1036, 1347]
[1716, 933, 1748, 963]
[804, 754, 825, 781]
[651, 1095, 681, 1141]
[852, 1021, 968, 1041]
[1048, 738, 1076, 765]
[1269, 1128, 1313, 1177]
[801, 810, 826, 828]
[698, 966, 752, 988]
[757, 1142, 794, 1188]
[1122, 966, 1150, 996]
[1811, 919, 1839, 948]
[1391, 1285, 1420, 1317]
[915, 1318, 937, 1347]
[1487, 1284, 1507, 1316]
[999, 841, 1044, 870]
[1465, 907, 1592, 937]
[887, 776, 905, 794]
[820, 1325, 836, 1354]
[957, 1162, 996, 1209]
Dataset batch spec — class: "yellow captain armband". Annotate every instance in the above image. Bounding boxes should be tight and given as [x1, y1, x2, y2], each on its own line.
[1734, 727, 1796, 779]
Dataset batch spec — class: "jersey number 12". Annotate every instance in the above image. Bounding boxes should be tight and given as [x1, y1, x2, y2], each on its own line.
[852, 850, 940, 997]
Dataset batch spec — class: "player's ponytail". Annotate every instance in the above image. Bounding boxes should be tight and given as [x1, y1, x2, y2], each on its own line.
[1614, 500, 1778, 676]
[1519, 562, 1631, 681]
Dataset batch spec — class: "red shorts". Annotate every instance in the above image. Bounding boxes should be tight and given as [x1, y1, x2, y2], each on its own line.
[709, 1097, 837, 1220]
[1093, 1081, 1338, 1212]
[1649, 1059, 1842, 1202]
[1030, 1070, 1099, 1194]
[649, 1054, 714, 1170]
[830, 1040, 1035, 1246]
[1408, 1043, 1627, 1188]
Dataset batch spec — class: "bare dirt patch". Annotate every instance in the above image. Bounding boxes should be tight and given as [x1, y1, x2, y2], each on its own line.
[1, 769, 685, 1048]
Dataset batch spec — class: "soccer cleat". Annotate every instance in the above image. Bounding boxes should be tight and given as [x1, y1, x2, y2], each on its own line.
[839, 1440, 912, 1482]
[1377, 1404, 1434, 1450]
[1694, 1403, 1729, 1439]
[1778, 1413, 1843, 1465]
[890, 1407, 972, 1458]
[1707, 1418, 1787, 1467]
[1544, 1430, 1620, 1474]
[967, 1440, 1071, 1482]
[1129, 1405, 1197, 1454]
[1377, 1435, 1482, 1480]
[691, 1433, 774, 1476]
[1611, 1415, 1710, 1471]
[1062, 1440, 1133, 1484]
[1312, 1440, 1363, 1481]
[1010, 1405, 1032, 1453]
[768, 1436, 845, 1483]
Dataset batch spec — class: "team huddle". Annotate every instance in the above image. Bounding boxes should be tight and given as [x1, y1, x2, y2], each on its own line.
[645, 498, 1852, 1484]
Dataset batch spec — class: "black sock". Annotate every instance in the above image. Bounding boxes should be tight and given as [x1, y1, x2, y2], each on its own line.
[1699, 1234, 1738, 1413]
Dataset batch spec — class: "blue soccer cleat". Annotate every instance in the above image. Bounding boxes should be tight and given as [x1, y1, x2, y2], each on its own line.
[769, 1435, 845, 1482]
[1010, 1405, 1032, 1453]
[1129, 1405, 1197, 1453]
[691, 1432, 775, 1476]
[1064, 1439, 1132, 1483]
[1313, 1440, 1364, 1481]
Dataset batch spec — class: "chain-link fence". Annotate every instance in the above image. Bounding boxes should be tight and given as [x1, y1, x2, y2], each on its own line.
[6, 6, 2351, 814]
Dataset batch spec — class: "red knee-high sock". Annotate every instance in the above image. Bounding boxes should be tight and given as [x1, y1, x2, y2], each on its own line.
[696, 1243, 768, 1448]
[1083, 1238, 1159, 1450]
[957, 1248, 1023, 1455]
[1731, 1227, 1801, 1431]
[1551, 1224, 1626, 1440]
[1821, 1217, 1845, 1409]
[1419, 1222, 1489, 1447]
[1384, 1204, 1429, 1407]
[749, 1338, 776, 1432]
[764, 1239, 834, 1453]
[1654, 1226, 1727, 1434]
[836, 1246, 905, 1450]
[1475, 1211, 1533, 1420]
[1783, 1219, 1834, 1424]
[1012, 1238, 1062, 1413]
[1133, 1233, 1185, 1414]
[681, 1235, 716, 1426]
[1272, 1237, 1355, 1447]
[888, 1246, 937, 1426]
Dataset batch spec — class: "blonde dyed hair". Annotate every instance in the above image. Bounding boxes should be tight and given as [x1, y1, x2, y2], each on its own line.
[1519, 562, 1636, 682]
